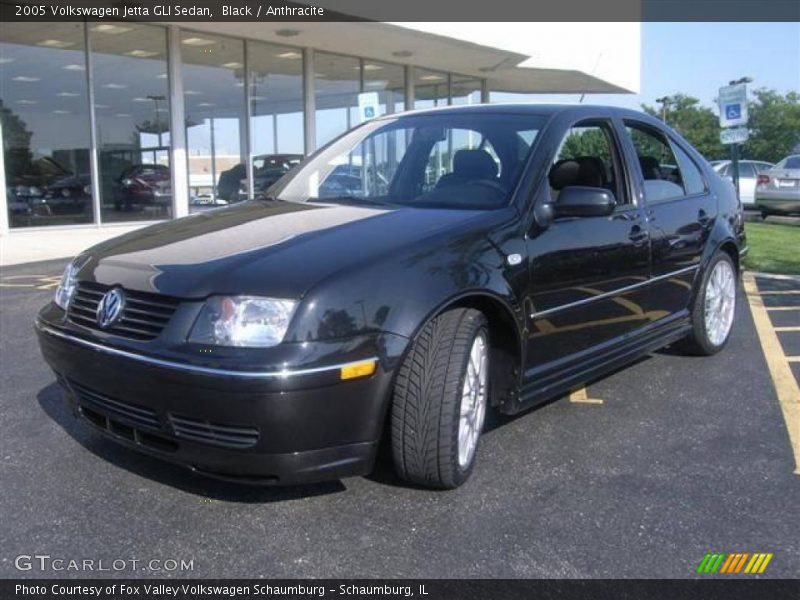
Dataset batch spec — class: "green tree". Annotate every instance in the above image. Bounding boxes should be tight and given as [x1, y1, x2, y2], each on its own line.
[743, 88, 800, 163]
[641, 94, 726, 160]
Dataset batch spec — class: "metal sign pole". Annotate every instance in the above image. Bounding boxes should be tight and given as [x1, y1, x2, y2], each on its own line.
[731, 143, 740, 197]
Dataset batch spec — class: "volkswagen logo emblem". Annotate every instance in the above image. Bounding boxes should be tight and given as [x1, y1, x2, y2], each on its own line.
[96, 288, 125, 328]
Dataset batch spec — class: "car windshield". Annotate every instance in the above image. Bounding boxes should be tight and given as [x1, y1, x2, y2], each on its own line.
[274, 113, 547, 210]
[781, 156, 800, 169]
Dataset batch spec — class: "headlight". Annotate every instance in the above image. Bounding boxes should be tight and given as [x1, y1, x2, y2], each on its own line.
[188, 296, 297, 347]
[54, 257, 86, 310]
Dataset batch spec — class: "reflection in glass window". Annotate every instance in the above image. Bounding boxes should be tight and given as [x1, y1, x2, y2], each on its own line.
[450, 76, 482, 106]
[181, 32, 246, 209]
[91, 23, 171, 223]
[249, 41, 305, 199]
[1, 23, 94, 227]
[314, 52, 360, 148]
[414, 68, 448, 110]
[362, 60, 405, 116]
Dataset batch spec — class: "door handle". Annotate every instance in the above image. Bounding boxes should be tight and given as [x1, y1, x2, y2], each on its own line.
[629, 226, 649, 245]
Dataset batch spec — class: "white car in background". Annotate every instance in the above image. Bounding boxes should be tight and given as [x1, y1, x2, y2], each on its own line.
[712, 160, 775, 208]
[755, 155, 800, 218]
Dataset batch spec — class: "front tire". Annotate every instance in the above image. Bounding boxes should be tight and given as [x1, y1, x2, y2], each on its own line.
[678, 251, 737, 355]
[390, 308, 489, 489]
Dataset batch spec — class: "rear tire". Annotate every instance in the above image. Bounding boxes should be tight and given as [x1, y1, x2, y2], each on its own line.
[677, 251, 737, 356]
[390, 308, 488, 489]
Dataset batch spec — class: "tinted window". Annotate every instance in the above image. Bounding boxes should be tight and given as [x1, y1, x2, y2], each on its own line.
[672, 144, 706, 195]
[277, 113, 547, 210]
[738, 162, 756, 178]
[784, 156, 800, 169]
[624, 122, 685, 203]
[550, 121, 626, 204]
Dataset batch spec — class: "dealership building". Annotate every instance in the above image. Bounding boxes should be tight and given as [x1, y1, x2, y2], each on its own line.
[0, 19, 639, 264]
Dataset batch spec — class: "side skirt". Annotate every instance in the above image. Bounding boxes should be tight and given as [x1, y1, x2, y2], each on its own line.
[504, 312, 691, 415]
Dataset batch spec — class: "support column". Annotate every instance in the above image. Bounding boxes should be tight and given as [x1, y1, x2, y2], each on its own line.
[404, 65, 414, 111]
[303, 48, 316, 155]
[85, 23, 101, 226]
[481, 78, 490, 104]
[167, 26, 189, 218]
[0, 118, 8, 235]
[243, 41, 254, 200]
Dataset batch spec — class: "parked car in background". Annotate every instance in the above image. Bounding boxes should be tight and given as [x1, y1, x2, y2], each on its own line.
[217, 154, 303, 202]
[755, 155, 800, 218]
[37, 105, 744, 489]
[712, 160, 774, 208]
[113, 164, 171, 213]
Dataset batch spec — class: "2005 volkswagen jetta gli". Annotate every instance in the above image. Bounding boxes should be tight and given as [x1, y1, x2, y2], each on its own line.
[36, 105, 745, 489]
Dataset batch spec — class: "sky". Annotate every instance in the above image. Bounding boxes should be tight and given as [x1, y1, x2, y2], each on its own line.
[496, 22, 800, 110]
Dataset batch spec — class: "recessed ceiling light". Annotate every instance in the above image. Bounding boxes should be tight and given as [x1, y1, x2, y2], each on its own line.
[156, 73, 168, 79]
[420, 74, 444, 81]
[251, 95, 266, 101]
[94, 104, 109, 108]
[53, 109, 71, 114]
[221, 62, 243, 69]
[197, 102, 216, 107]
[16, 99, 38, 105]
[131, 97, 149, 102]
[276, 51, 302, 59]
[362, 64, 383, 71]
[392, 51, 413, 58]
[184, 90, 202, 95]
[181, 37, 215, 47]
[125, 49, 159, 58]
[57, 92, 80, 97]
[155, 107, 168, 112]
[63, 64, 86, 71]
[275, 29, 300, 37]
[115, 113, 132, 117]
[38, 39, 75, 48]
[365, 81, 386, 88]
[103, 83, 128, 89]
[12, 76, 40, 82]
[92, 24, 132, 34]
[0, 58, 15, 64]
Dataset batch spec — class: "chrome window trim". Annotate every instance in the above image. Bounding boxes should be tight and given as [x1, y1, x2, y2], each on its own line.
[36, 321, 377, 380]
[530, 265, 699, 319]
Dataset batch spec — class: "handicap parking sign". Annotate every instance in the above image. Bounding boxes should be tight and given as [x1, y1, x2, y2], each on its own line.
[725, 103, 741, 120]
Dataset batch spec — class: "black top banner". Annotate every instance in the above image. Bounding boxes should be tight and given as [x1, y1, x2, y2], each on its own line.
[1, 0, 799, 21]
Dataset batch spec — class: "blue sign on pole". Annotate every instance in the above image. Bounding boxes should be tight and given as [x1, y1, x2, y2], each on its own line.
[725, 104, 741, 121]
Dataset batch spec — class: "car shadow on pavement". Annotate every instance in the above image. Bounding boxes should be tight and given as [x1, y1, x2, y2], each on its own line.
[36, 382, 347, 503]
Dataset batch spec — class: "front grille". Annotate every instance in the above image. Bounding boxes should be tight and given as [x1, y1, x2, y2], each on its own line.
[169, 413, 260, 449]
[68, 379, 161, 431]
[67, 281, 179, 340]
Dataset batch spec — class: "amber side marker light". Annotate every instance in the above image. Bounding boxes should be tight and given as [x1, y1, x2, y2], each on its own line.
[340, 359, 377, 380]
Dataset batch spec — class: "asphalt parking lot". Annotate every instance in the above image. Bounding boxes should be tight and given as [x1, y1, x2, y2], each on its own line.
[1, 260, 798, 579]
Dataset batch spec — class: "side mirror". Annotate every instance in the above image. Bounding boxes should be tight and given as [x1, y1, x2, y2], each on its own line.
[553, 186, 616, 218]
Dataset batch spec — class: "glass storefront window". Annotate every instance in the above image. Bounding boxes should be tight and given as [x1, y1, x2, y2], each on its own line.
[414, 68, 449, 110]
[314, 52, 360, 148]
[181, 32, 246, 210]
[1, 23, 94, 228]
[362, 60, 405, 116]
[249, 41, 304, 200]
[451, 76, 482, 106]
[91, 23, 171, 223]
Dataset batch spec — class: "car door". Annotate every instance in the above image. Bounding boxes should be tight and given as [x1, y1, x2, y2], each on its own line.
[618, 118, 715, 319]
[523, 117, 651, 380]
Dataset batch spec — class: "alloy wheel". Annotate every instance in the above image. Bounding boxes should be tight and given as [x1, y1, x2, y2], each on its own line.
[458, 331, 488, 468]
[704, 259, 736, 347]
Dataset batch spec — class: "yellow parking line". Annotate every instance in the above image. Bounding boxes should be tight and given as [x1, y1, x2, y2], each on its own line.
[568, 386, 604, 405]
[767, 307, 800, 311]
[787, 357, 800, 363]
[759, 290, 800, 295]
[775, 327, 800, 332]
[743, 273, 800, 475]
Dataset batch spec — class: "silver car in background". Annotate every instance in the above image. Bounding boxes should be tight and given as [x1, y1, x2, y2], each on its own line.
[755, 154, 800, 218]
[712, 159, 774, 207]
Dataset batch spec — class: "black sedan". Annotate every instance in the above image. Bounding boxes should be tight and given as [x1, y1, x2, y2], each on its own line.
[36, 104, 744, 489]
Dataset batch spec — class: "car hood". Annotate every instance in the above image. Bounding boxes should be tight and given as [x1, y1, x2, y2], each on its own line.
[84, 200, 486, 299]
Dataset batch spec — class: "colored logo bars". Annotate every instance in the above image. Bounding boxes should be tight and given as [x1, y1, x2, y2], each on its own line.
[697, 552, 773, 574]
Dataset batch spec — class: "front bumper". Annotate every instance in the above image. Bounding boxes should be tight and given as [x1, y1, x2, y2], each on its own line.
[36, 317, 406, 485]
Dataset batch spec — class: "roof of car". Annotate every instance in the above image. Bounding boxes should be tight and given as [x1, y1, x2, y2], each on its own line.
[383, 102, 658, 121]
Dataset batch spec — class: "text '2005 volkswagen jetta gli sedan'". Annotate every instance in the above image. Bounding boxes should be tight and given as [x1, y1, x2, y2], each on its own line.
[36, 105, 745, 489]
